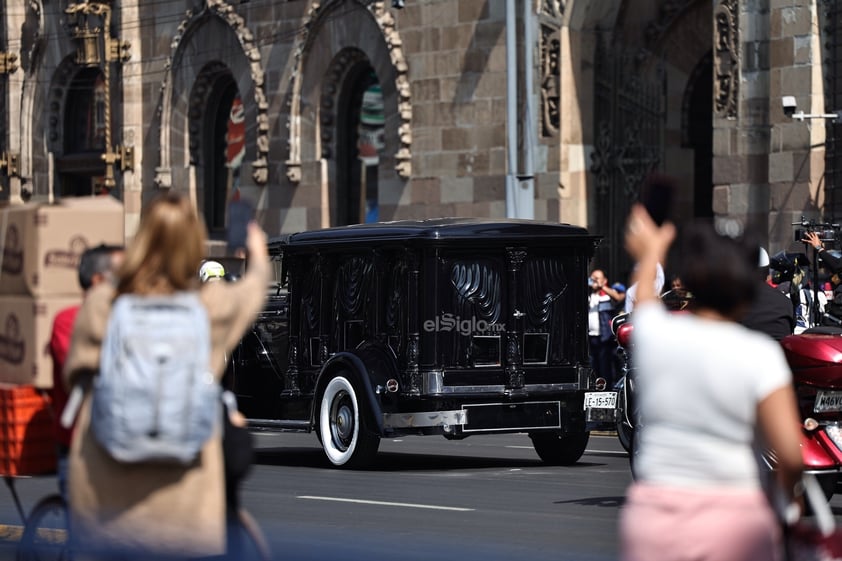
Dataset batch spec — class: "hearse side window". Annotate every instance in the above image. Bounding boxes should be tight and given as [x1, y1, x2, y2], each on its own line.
[471, 335, 501, 366]
[523, 333, 550, 364]
[309, 337, 321, 367]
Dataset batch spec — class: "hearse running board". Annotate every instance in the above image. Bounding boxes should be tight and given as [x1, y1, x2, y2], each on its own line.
[383, 410, 467, 429]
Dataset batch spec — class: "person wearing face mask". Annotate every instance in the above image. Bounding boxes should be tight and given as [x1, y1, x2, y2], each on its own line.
[588, 269, 625, 389]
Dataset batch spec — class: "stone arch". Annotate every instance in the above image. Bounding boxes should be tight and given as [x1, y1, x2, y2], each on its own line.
[45, 57, 79, 159]
[286, 0, 411, 186]
[155, 2, 268, 191]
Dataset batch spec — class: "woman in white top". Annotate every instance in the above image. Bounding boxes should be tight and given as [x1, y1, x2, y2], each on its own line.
[620, 204, 803, 561]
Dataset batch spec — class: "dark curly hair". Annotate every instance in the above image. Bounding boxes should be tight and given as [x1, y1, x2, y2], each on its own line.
[677, 222, 759, 320]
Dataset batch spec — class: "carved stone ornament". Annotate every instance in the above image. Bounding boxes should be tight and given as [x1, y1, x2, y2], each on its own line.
[286, 0, 413, 184]
[540, 25, 560, 137]
[713, 0, 739, 119]
[158, 2, 270, 186]
[539, 0, 564, 19]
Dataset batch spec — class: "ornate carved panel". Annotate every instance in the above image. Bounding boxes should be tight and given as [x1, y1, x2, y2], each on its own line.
[522, 257, 567, 326]
[450, 261, 503, 324]
[538, 2, 562, 139]
[714, 0, 739, 119]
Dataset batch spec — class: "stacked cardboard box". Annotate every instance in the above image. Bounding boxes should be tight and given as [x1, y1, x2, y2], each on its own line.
[0, 196, 124, 387]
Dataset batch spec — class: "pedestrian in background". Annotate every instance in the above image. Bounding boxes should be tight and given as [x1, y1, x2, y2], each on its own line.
[623, 262, 665, 313]
[50, 244, 124, 501]
[63, 192, 270, 558]
[620, 205, 803, 561]
[588, 268, 624, 389]
[740, 247, 795, 341]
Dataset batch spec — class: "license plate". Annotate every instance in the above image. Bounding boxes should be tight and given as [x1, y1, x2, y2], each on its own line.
[584, 391, 617, 410]
[815, 391, 842, 413]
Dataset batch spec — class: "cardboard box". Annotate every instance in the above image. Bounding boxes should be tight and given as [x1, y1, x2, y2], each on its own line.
[0, 196, 124, 296]
[0, 294, 78, 388]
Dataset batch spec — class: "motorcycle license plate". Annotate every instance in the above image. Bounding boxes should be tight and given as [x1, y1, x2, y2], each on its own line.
[584, 391, 617, 410]
[814, 391, 842, 413]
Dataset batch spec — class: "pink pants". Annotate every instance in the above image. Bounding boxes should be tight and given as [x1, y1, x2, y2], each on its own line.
[620, 482, 782, 561]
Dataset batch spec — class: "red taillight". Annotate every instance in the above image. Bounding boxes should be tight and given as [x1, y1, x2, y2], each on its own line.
[617, 323, 634, 348]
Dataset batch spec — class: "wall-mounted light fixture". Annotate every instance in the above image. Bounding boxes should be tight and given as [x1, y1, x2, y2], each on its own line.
[783, 95, 840, 122]
[65, 1, 133, 190]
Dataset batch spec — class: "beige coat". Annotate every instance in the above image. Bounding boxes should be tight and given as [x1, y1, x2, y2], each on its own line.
[64, 260, 269, 558]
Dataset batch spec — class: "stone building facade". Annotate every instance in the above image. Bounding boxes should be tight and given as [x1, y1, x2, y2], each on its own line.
[0, 0, 836, 279]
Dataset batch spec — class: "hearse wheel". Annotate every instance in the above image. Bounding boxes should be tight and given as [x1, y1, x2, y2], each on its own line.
[318, 372, 380, 468]
[529, 431, 589, 465]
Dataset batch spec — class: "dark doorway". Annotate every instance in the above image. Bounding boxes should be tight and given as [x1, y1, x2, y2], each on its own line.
[336, 65, 382, 226]
[686, 54, 714, 218]
[57, 67, 107, 197]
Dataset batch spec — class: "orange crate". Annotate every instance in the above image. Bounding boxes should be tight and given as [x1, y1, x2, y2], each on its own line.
[0, 385, 57, 476]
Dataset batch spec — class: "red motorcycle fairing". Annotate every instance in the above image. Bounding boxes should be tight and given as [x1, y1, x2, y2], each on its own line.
[801, 428, 842, 470]
[781, 333, 842, 389]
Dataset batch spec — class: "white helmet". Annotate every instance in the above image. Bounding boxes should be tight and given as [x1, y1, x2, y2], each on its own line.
[199, 260, 226, 283]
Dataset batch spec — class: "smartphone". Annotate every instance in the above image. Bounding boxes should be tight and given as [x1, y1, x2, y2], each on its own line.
[226, 199, 255, 254]
[639, 173, 675, 226]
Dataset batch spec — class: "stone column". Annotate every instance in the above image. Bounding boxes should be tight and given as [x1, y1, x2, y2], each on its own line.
[119, 0, 143, 237]
[4, 0, 24, 203]
[767, 0, 825, 253]
[556, 25, 591, 228]
[712, 0, 772, 242]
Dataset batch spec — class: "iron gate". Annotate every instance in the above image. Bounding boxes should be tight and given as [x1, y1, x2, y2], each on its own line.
[825, 0, 842, 221]
[589, 39, 666, 281]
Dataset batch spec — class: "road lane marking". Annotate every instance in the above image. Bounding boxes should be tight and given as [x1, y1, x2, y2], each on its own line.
[584, 449, 627, 456]
[297, 496, 474, 512]
[506, 445, 627, 456]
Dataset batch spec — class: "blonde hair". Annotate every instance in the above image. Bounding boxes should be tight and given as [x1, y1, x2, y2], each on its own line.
[116, 192, 206, 295]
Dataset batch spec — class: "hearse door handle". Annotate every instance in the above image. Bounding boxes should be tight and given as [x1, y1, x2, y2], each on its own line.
[513, 309, 525, 319]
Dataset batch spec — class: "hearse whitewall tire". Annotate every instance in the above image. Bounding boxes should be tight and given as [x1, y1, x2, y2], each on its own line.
[318, 373, 380, 468]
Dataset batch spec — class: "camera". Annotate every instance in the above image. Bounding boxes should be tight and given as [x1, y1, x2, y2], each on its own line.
[783, 96, 797, 117]
[793, 216, 841, 243]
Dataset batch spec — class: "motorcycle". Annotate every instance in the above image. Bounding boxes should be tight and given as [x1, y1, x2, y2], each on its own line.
[778, 328, 842, 497]
[610, 311, 842, 498]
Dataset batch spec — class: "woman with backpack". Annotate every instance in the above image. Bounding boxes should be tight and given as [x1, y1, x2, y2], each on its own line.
[64, 192, 270, 559]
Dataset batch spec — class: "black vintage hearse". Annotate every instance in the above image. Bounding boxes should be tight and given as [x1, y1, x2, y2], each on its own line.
[225, 218, 606, 468]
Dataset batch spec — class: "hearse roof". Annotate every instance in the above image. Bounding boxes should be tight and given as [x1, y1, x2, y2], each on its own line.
[268, 218, 598, 248]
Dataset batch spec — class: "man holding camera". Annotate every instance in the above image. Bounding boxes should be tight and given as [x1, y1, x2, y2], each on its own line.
[802, 230, 842, 325]
[803, 230, 842, 271]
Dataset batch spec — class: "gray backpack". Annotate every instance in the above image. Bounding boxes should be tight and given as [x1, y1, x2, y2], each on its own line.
[91, 292, 220, 464]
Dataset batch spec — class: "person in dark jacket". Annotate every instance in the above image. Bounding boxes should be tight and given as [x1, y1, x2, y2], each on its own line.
[740, 247, 795, 340]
